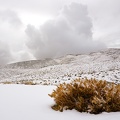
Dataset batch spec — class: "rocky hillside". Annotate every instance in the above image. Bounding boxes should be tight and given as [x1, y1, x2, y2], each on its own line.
[0, 48, 120, 85]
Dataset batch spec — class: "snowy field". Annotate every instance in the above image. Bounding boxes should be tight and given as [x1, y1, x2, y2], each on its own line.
[0, 84, 120, 120]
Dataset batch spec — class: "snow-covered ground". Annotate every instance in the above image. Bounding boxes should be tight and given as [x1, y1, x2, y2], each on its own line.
[0, 48, 120, 85]
[0, 84, 120, 120]
[0, 49, 120, 120]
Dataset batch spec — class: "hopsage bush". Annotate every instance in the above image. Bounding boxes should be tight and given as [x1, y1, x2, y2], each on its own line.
[49, 78, 120, 114]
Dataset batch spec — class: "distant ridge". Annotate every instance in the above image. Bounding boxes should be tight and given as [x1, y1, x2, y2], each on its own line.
[0, 48, 120, 85]
[2, 48, 120, 69]
[2, 58, 58, 69]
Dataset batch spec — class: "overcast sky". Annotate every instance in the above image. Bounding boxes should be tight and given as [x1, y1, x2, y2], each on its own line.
[0, 0, 120, 64]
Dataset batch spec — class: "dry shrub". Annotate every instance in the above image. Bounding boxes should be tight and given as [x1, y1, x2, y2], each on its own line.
[49, 78, 120, 114]
[20, 81, 36, 85]
[2, 81, 13, 84]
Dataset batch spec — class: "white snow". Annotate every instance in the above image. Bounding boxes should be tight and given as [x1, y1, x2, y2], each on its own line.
[0, 84, 120, 120]
[0, 48, 120, 119]
[0, 48, 120, 85]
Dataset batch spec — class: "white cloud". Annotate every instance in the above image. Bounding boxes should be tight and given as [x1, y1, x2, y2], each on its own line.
[25, 2, 106, 59]
[0, 0, 119, 64]
[0, 41, 12, 65]
[0, 9, 31, 64]
[0, 9, 22, 27]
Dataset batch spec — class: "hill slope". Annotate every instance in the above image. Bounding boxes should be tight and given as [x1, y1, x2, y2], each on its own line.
[0, 48, 120, 85]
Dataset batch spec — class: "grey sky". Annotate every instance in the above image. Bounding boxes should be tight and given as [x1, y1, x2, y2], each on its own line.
[0, 0, 120, 64]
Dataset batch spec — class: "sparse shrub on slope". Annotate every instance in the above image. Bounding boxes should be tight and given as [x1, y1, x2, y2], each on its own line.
[49, 78, 120, 114]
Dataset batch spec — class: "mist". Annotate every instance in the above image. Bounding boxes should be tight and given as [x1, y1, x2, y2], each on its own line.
[25, 3, 106, 60]
[0, 9, 29, 65]
[0, 2, 107, 65]
[0, 41, 12, 65]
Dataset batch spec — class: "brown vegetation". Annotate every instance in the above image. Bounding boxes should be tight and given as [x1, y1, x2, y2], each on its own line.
[20, 80, 36, 85]
[49, 78, 120, 114]
[2, 81, 12, 84]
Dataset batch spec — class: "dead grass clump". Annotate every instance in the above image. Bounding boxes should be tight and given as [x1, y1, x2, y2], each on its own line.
[2, 81, 13, 84]
[49, 78, 120, 114]
[21, 81, 36, 85]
